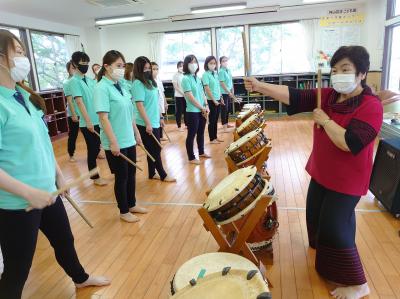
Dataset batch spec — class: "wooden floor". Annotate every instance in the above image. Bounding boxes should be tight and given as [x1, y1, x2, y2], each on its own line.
[22, 116, 400, 299]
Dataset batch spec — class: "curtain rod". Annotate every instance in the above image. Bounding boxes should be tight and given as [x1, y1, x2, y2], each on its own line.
[0, 22, 80, 37]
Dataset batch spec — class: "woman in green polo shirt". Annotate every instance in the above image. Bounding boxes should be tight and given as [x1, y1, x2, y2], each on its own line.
[202, 56, 223, 144]
[219, 56, 235, 132]
[181, 54, 211, 165]
[131, 56, 176, 182]
[94, 50, 148, 223]
[0, 29, 110, 298]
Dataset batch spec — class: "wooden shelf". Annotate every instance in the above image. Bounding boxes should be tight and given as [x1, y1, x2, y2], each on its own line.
[39, 90, 69, 140]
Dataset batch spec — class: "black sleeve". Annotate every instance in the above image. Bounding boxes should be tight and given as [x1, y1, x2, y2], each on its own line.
[345, 118, 378, 155]
[286, 87, 317, 116]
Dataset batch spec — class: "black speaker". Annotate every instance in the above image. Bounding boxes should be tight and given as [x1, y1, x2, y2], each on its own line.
[370, 138, 400, 218]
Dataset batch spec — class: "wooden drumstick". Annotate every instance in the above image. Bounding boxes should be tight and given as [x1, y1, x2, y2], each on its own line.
[138, 144, 156, 162]
[151, 132, 163, 148]
[25, 168, 99, 212]
[317, 68, 322, 129]
[162, 127, 171, 143]
[93, 131, 143, 171]
[242, 31, 251, 77]
[64, 194, 94, 228]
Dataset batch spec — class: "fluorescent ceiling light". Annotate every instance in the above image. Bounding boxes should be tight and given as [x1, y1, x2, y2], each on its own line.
[191, 3, 247, 14]
[95, 14, 144, 25]
[303, 0, 333, 3]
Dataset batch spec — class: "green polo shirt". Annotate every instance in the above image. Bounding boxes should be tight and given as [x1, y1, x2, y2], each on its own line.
[0, 85, 57, 210]
[131, 79, 160, 128]
[69, 74, 99, 127]
[181, 74, 206, 113]
[219, 67, 233, 95]
[63, 78, 79, 117]
[94, 77, 136, 150]
[202, 70, 221, 101]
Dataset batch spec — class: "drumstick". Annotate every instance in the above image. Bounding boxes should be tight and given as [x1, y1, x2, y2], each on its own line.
[93, 131, 143, 171]
[242, 31, 251, 77]
[64, 194, 94, 228]
[138, 144, 156, 162]
[162, 127, 171, 142]
[151, 132, 163, 148]
[25, 168, 99, 212]
[317, 68, 322, 129]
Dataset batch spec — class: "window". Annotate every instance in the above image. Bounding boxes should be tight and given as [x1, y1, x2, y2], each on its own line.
[216, 26, 244, 77]
[30, 31, 69, 91]
[250, 22, 311, 75]
[161, 30, 211, 80]
[388, 26, 400, 92]
[396, 0, 400, 16]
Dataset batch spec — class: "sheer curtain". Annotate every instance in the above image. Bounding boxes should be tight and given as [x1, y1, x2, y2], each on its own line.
[64, 35, 81, 57]
[149, 33, 165, 65]
[300, 19, 320, 72]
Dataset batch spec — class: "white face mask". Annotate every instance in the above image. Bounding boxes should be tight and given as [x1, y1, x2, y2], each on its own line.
[208, 64, 216, 71]
[331, 74, 358, 94]
[188, 63, 198, 74]
[221, 61, 228, 68]
[178, 67, 183, 73]
[111, 67, 125, 81]
[10, 57, 31, 82]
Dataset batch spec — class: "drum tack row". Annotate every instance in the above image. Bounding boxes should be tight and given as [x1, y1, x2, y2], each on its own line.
[169, 104, 278, 299]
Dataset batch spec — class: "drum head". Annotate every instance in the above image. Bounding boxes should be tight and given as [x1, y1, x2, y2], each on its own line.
[173, 253, 258, 293]
[225, 129, 261, 154]
[171, 269, 270, 299]
[237, 114, 259, 133]
[204, 166, 256, 212]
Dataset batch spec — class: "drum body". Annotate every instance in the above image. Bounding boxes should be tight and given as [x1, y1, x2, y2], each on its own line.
[204, 166, 268, 225]
[236, 114, 264, 137]
[171, 252, 260, 295]
[225, 128, 269, 166]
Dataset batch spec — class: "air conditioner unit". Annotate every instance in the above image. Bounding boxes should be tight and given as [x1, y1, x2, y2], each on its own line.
[169, 5, 280, 22]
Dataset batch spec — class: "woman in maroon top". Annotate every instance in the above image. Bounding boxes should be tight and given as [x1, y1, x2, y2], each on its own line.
[245, 46, 383, 299]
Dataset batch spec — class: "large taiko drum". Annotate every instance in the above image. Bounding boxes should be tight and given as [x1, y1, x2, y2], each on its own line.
[170, 253, 271, 299]
[236, 114, 265, 137]
[225, 128, 271, 167]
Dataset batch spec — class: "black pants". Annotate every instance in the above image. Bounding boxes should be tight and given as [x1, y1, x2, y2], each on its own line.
[105, 146, 137, 214]
[186, 112, 206, 161]
[207, 100, 221, 141]
[67, 117, 80, 157]
[0, 197, 88, 299]
[175, 97, 187, 128]
[221, 94, 230, 125]
[80, 125, 101, 180]
[306, 179, 366, 285]
[137, 125, 167, 179]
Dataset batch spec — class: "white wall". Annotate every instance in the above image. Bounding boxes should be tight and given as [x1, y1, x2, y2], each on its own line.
[84, 0, 386, 71]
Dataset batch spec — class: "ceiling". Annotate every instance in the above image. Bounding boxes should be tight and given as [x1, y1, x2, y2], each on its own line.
[0, 0, 362, 27]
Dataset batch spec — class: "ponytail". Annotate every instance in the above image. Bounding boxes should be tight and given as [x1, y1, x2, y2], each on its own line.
[16, 81, 46, 113]
[97, 66, 106, 82]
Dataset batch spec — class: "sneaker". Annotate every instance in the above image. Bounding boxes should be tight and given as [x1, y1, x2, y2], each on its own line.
[179, 127, 184, 132]
[216, 138, 224, 142]
[227, 124, 234, 128]
[200, 153, 211, 159]
[210, 140, 219, 144]
[129, 206, 149, 214]
[120, 213, 140, 223]
[160, 137, 168, 141]
[150, 174, 161, 180]
[94, 178, 108, 186]
[189, 159, 202, 165]
[69, 156, 76, 162]
[162, 175, 177, 183]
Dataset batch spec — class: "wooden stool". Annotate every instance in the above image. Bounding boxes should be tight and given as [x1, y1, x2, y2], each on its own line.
[198, 195, 273, 287]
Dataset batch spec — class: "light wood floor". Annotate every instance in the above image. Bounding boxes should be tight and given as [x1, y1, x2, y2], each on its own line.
[22, 116, 400, 299]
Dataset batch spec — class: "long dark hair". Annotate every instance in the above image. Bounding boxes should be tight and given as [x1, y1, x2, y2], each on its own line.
[133, 56, 157, 89]
[183, 54, 199, 76]
[204, 56, 218, 72]
[0, 29, 46, 113]
[97, 50, 126, 82]
[124, 62, 134, 81]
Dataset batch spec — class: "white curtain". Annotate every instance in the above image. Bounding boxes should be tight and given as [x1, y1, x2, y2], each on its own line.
[300, 19, 320, 72]
[64, 35, 81, 57]
[149, 33, 165, 65]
